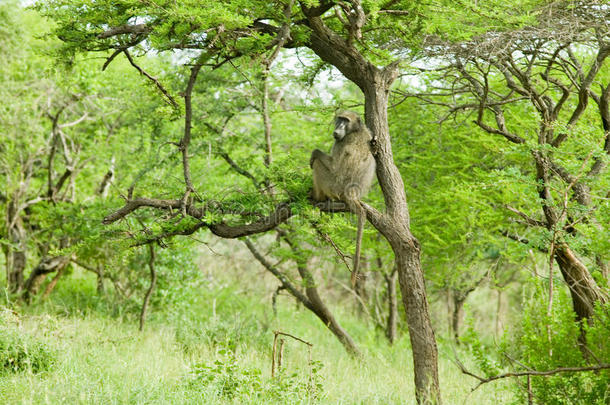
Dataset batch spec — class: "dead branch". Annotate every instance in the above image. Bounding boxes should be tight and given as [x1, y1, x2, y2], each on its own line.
[271, 330, 313, 378]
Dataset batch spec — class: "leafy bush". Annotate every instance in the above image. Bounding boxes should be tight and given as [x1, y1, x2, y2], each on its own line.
[190, 348, 262, 399]
[510, 290, 610, 405]
[0, 308, 54, 375]
[462, 287, 609, 405]
[189, 347, 324, 403]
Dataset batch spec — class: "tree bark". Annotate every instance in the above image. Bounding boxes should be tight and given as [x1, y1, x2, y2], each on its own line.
[139, 244, 157, 331]
[6, 244, 26, 293]
[495, 290, 503, 338]
[554, 245, 609, 321]
[596, 256, 609, 289]
[5, 200, 27, 293]
[297, 264, 361, 356]
[41, 265, 66, 299]
[362, 83, 440, 404]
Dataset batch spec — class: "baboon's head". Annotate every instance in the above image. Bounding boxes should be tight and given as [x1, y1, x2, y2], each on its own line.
[333, 111, 362, 141]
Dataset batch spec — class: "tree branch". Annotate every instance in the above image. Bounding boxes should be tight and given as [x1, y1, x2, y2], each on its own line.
[218, 150, 261, 188]
[243, 238, 311, 306]
[552, 45, 610, 147]
[98, 24, 150, 39]
[505, 205, 547, 227]
[178, 62, 203, 215]
[123, 49, 178, 109]
[455, 357, 610, 392]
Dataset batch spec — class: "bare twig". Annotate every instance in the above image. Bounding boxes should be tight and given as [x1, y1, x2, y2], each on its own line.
[271, 330, 313, 379]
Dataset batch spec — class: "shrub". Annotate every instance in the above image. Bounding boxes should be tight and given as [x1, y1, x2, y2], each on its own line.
[511, 291, 610, 405]
[461, 286, 609, 405]
[189, 347, 324, 403]
[0, 308, 54, 375]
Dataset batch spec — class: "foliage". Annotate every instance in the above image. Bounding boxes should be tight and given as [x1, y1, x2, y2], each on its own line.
[0, 307, 54, 375]
[1, 1, 609, 403]
[462, 284, 610, 405]
[189, 347, 323, 402]
[510, 289, 610, 405]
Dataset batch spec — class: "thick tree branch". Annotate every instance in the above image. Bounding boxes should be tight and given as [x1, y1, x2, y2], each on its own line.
[98, 24, 150, 39]
[589, 83, 610, 177]
[552, 45, 610, 147]
[139, 243, 157, 331]
[179, 62, 203, 214]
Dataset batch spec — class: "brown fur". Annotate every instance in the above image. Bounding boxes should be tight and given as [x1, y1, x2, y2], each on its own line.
[310, 111, 376, 286]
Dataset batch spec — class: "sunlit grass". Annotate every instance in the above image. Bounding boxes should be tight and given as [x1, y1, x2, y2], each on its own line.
[0, 278, 515, 405]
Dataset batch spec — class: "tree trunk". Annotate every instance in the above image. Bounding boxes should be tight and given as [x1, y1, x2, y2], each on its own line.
[139, 244, 157, 331]
[495, 289, 503, 338]
[363, 83, 441, 405]
[385, 268, 398, 344]
[22, 255, 70, 302]
[595, 256, 609, 289]
[5, 200, 27, 293]
[6, 245, 26, 293]
[299, 8, 440, 403]
[41, 265, 66, 299]
[554, 244, 609, 321]
[96, 264, 105, 293]
[354, 256, 369, 304]
[452, 295, 466, 344]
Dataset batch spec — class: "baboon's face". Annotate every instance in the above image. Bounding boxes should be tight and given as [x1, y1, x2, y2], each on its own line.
[333, 116, 350, 141]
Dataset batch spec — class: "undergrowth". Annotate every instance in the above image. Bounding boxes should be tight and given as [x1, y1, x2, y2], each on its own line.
[0, 268, 516, 404]
[0, 307, 54, 376]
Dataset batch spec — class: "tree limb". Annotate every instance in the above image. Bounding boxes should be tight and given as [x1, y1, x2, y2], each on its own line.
[243, 238, 311, 306]
[123, 49, 178, 109]
[455, 357, 610, 392]
[505, 205, 547, 227]
[98, 24, 150, 39]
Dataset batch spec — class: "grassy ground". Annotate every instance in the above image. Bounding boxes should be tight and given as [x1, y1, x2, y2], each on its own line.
[0, 270, 514, 404]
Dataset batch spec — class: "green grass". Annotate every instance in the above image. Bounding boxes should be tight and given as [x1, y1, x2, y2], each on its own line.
[0, 275, 514, 405]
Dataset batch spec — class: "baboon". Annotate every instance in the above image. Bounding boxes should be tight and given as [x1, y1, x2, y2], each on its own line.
[310, 111, 376, 286]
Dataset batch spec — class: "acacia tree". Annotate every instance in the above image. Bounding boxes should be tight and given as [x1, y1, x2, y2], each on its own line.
[417, 2, 609, 322]
[0, 4, 121, 295]
[37, 0, 443, 402]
